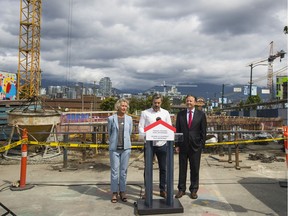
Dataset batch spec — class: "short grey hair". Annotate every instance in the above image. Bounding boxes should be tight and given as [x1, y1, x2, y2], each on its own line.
[114, 98, 130, 110]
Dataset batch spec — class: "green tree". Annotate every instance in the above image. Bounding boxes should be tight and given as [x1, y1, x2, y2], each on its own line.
[100, 97, 117, 111]
[245, 95, 262, 110]
[161, 96, 171, 110]
[238, 100, 244, 111]
[128, 97, 141, 114]
[100, 95, 172, 113]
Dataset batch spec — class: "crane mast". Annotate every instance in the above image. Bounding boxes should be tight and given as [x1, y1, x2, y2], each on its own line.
[17, 0, 42, 99]
[267, 41, 274, 98]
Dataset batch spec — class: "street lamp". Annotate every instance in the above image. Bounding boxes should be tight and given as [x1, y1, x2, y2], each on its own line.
[248, 63, 267, 98]
[93, 81, 97, 111]
[81, 82, 84, 111]
[221, 84, 225, 109]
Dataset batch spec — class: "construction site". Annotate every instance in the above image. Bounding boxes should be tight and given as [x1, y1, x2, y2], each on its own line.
[0, 1, 287, 216]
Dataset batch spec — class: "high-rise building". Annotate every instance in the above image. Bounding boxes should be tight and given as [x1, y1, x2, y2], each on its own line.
[99, 77, 112, 96]
[276, 76, 288, 100]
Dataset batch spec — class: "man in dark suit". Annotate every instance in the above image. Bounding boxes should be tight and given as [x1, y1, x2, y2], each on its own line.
[175, 95, 207, 199]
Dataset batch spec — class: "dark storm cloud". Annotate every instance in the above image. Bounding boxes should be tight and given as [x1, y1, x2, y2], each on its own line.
[0, 0, 286, 90]
[42, 0, 71, 21]
[198, 1, 285, 36]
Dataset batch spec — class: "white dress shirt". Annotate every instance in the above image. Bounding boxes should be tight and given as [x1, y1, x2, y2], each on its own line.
[138, 107, 172, 146]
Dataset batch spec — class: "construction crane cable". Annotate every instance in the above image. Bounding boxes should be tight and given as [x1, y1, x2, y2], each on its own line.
[65, 0, 74, 86]
[221, 65, 287, 99]
[253, 66, 288, 83]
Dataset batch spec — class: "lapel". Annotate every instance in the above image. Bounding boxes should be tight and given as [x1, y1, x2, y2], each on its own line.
[182, 110, 189, 128]
[113, 114, 119, 129]
[123, 114, 128, 127]
[183, 110, 188, 119]
[192, 109, 200, 124]
[192, 109, 196, 121]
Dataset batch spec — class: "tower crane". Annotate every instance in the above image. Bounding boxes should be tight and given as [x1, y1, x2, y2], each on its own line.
[17, 0, 42, 100]
[247, 41, 285, 99]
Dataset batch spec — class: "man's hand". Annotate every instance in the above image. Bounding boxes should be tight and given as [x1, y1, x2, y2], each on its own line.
[175, 146, 180, 154]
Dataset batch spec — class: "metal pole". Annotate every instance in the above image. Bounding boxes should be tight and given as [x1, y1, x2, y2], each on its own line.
[234, 131, 241, 170]
[81, 83, 84, 111]
[63, 134, 68, 168]
[94, 81, 96, 111]
[144, 141, 153, 207]
[228, 145, 232, 163]
[249, 64, 253, 98]
[221, 84, 224, 109]
[166, 141, 174, 206]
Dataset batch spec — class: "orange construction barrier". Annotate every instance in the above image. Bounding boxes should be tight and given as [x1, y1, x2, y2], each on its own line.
[283, 126, 288, 168]
[19, 128, 28, 188]
[10, 128, 34, 191]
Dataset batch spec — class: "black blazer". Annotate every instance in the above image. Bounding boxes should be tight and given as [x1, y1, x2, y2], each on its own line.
[176, 109, 207, 152]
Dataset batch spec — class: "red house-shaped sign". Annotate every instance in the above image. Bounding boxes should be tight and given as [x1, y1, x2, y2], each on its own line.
[144, 120, 176, 141]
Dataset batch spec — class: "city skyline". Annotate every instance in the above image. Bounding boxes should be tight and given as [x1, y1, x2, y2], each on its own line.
[42, 77, 276, 103]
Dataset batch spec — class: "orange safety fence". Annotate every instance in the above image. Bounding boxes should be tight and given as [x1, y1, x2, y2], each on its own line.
[283, 126, 288, 168]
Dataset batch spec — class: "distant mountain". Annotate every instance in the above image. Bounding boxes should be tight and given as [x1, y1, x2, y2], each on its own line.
[41, 79, 69, 87]
[144, 83, 221, 98]
[143, 83, 228, 98]
[41, 78, 269, 102]
[41, 79, 99, 88]
[143, 83, 269, 102]
[118, 88, 142, 94]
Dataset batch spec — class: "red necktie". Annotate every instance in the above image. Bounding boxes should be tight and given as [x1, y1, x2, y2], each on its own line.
[188, 110, 192, 128]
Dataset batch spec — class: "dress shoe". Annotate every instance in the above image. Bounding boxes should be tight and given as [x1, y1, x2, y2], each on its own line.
[190, 192, 198, 199]
[160, 191, 167, 198]
[175, 191, 185, 198]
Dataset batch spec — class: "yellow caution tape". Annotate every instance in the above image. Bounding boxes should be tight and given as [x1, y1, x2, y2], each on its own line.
[0, 138, 284, 153]
[0, 140, 24, 153]
[28, 141, 143, 149]
[205, 137, 283, 146]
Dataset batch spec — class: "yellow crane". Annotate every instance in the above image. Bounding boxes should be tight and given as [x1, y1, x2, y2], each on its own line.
[248, 41, 285, 99]
[17, 0, 42, 100]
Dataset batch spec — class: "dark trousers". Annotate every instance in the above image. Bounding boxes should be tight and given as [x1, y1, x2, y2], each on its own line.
[144, 143, 167, 192]
[177, 148, 202, 193]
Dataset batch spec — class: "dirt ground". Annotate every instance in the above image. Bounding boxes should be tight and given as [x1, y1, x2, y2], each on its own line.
[0, 142, 287, 216]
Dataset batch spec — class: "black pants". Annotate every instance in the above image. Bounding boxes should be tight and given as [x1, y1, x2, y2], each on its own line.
[177, 148, 202, 193]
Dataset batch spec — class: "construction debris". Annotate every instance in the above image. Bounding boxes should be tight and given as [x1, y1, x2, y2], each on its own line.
[248, 153, 285, 163]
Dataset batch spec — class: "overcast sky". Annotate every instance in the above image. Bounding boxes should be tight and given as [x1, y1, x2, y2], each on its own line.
[0, 0, 287, 90]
